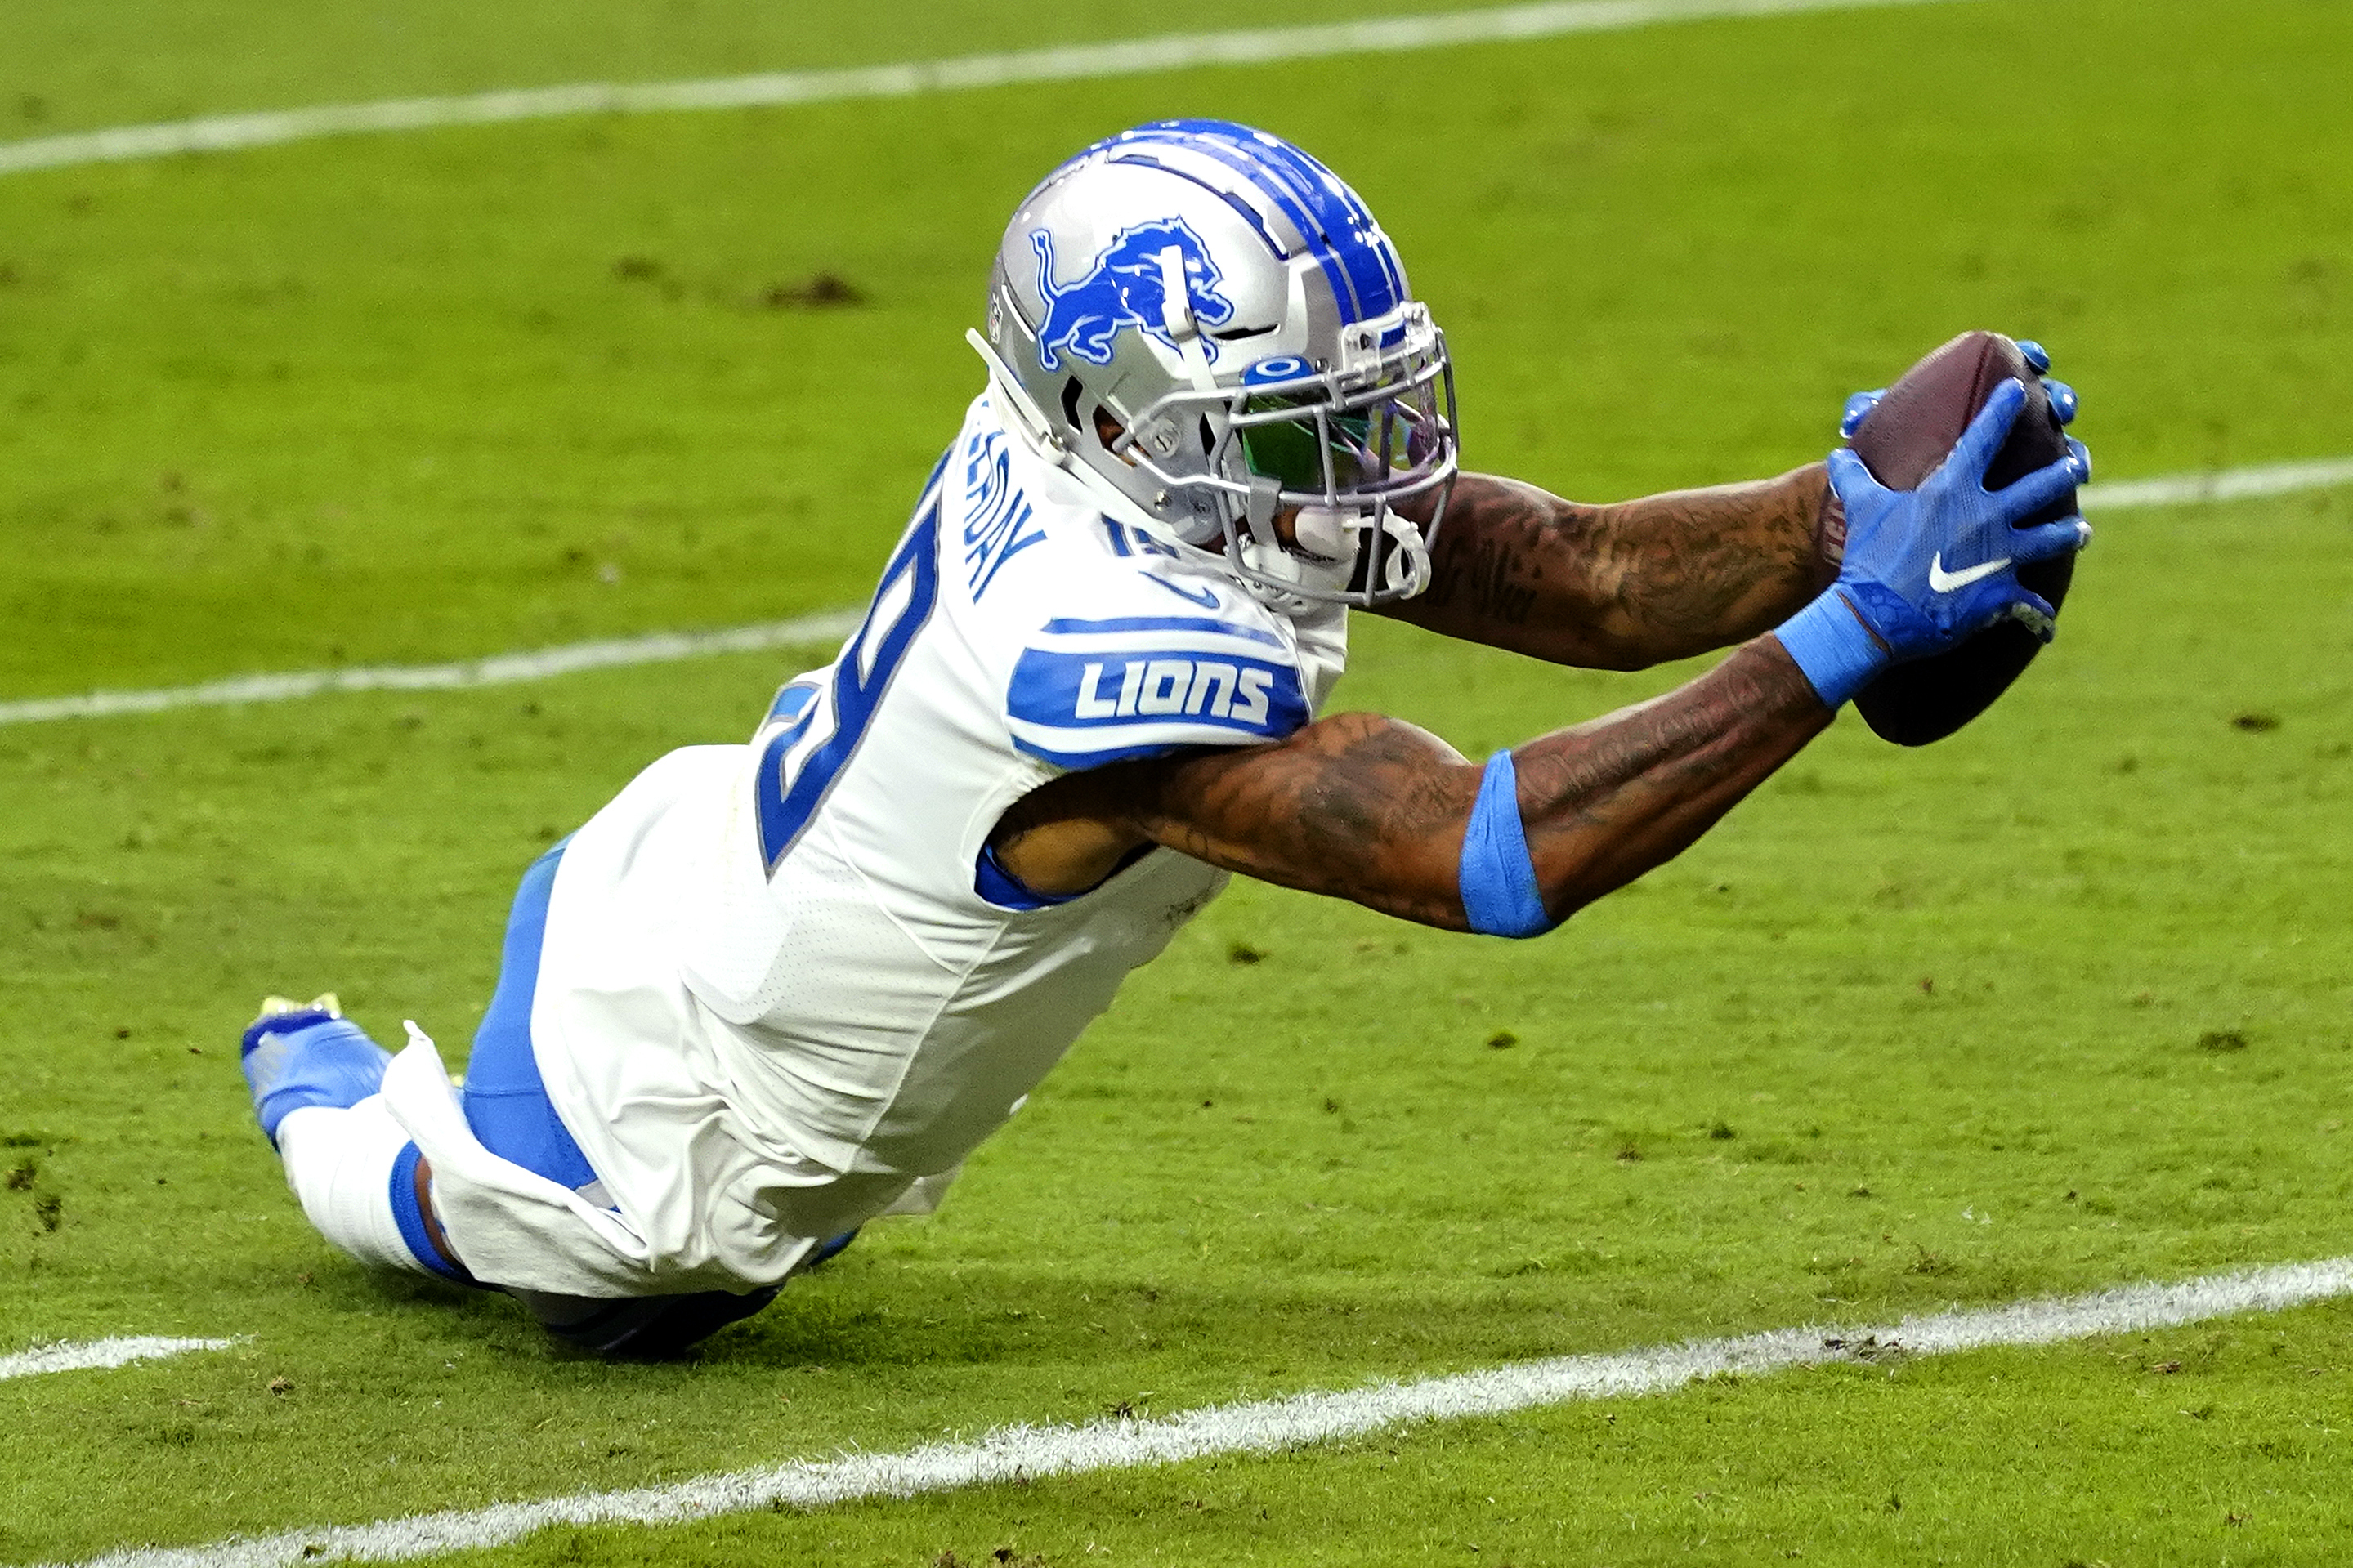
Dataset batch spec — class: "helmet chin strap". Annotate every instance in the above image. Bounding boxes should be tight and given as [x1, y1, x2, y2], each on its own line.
[1291, 506, 1359, 561]
[1291, 506, 1434, 600]
[1244, 473, 1282, 544]
[1237, 534, 1353, 614]
[1236, 488, 1352, 612]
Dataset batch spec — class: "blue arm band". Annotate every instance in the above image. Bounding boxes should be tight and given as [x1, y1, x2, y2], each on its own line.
[1772, 590, 1890, 709]
[1458, 751, 1551, 939]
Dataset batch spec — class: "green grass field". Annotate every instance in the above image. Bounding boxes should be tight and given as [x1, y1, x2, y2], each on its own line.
[3, 1, 2351, 1562]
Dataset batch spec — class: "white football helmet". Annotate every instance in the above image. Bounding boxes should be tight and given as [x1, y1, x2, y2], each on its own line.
[969, 118, 1458, 610]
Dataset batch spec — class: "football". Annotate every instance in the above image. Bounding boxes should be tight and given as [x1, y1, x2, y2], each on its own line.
[1845, 329, 2078, 746]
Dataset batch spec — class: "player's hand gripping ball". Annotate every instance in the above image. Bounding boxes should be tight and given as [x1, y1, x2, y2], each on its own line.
[1828, 378, 2089, 658]
[1837, 331, 2092, 745]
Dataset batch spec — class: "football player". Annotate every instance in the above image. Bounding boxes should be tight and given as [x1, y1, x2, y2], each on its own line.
[240, 120, 2089, 1356]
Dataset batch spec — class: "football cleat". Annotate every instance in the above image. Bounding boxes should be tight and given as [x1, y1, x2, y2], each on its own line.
[240, 993, 392, 1147]
[255, 992, 341, 1021]
[800, 1228, 861, 1272]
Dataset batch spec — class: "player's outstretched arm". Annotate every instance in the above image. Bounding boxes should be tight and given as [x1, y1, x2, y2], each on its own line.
[995, 379, 2089, 933]
[1111, 636, 1831, 930]
[1383, 344, 2087, 672]
[1376, 463, 1839, 672]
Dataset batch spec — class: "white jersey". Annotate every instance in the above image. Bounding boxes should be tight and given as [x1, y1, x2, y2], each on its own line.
[387, 392, 1347, 1296]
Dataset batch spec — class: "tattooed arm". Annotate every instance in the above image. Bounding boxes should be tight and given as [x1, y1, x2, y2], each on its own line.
[1377, 464, 1844, 671]
[990, 635, 1830, 930]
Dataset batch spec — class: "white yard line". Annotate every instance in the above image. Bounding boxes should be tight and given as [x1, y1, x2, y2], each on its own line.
[2077, 454, 2353, 511]
[0, 609, 861, 726]
[0, 0, 1967, 179]
[0, 1336, 238, 1381]
[34, 1257, 2353, 1568]
[0, 455, 2343, 731]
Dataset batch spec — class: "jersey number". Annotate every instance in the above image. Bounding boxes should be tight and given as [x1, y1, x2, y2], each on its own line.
[754, 502, 942, 873]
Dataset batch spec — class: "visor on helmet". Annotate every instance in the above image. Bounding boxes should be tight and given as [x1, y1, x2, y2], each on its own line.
[1228, 364, 1452, 531]
[1239, 399, 1372, 499]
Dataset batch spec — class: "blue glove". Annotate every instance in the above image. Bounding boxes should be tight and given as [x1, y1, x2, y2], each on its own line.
[1777, 378, 2091, 707]
[1839, 388, 1888, 438]
[2011, 340, 2089, 468]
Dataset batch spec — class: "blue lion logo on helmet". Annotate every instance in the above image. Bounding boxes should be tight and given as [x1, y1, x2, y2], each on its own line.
[1031, 218, 1237, 373]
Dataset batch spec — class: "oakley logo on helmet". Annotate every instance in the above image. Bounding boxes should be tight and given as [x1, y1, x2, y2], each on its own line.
[1031, 219, 1236, 373]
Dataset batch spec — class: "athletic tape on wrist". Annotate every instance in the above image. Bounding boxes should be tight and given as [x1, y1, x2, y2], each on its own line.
[1772, 591, 1888, 709]
[1458, 751, 1551, 939]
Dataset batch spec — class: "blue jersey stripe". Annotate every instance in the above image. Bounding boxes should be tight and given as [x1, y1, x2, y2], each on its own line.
[973, 840, 1080, 912]
[1040, 614, 1284, 648]
[912, 438, 955, 512]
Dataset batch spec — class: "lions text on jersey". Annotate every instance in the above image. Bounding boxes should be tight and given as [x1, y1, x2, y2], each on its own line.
[379, 393, 1347, 1297]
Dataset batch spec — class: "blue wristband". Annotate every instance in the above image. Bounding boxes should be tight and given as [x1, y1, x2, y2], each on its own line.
[1773, 591, 1890, 709]
[1458, 752, 1551, 939]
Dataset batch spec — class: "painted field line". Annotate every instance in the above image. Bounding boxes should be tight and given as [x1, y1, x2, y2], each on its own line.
[0, 0, 1966, 179]
[39, 1258, 2353, 1568]
[2, 454, 2343, 731]
[0, 609, 861, 727]
[0, 1336, 239, 1382]
[2078, 454, 2353, 511]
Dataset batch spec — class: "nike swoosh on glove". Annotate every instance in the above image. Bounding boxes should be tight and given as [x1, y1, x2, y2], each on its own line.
[1830, 377, 2091, 659]
[1774, 377, 2090, 708]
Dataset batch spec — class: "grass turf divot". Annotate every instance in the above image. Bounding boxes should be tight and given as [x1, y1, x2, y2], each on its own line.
[42, 1259, 2353, 1568]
